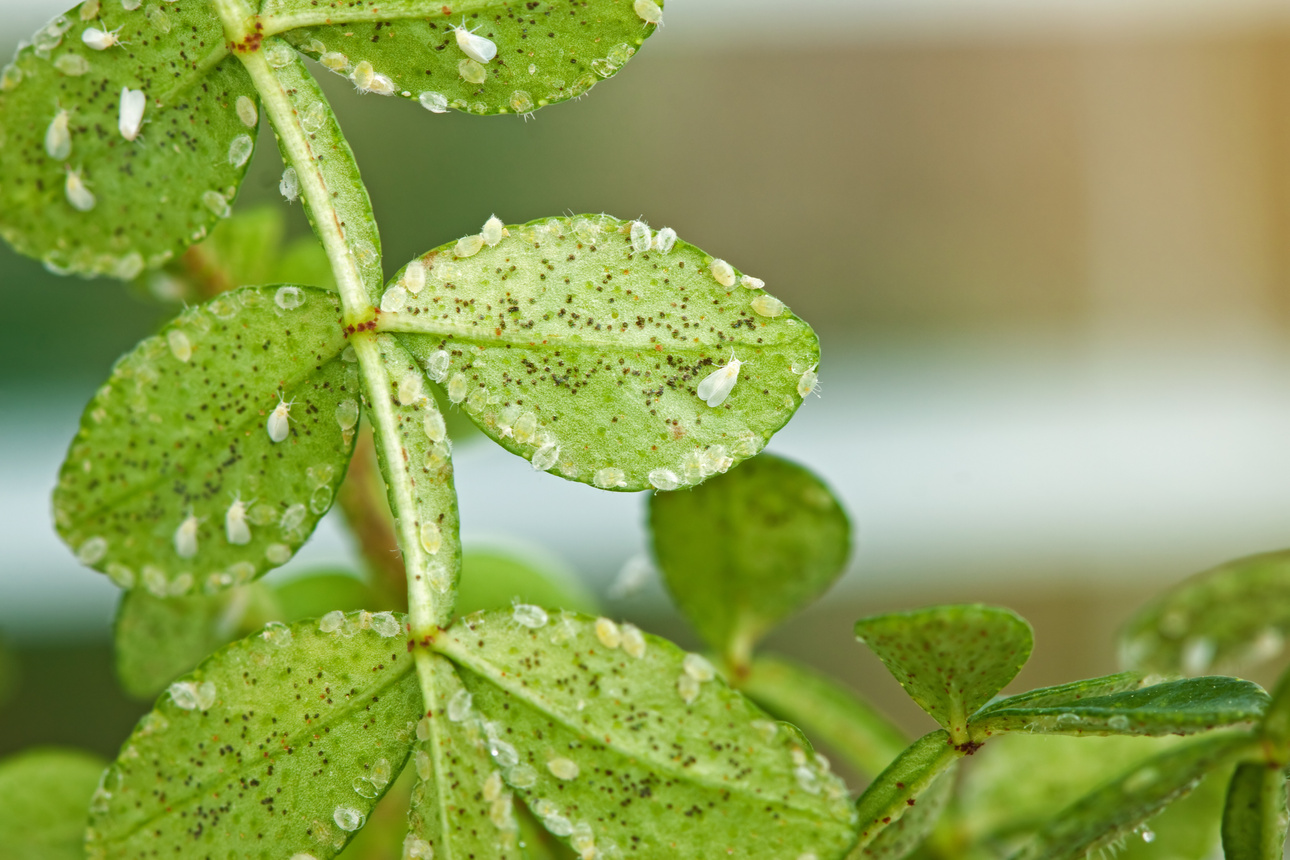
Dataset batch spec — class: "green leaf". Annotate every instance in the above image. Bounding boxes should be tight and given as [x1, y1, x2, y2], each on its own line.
[650, 454, 850, 667]
[87, 611, 420, 858]
[742, 654, 909, 780]
[53, 285, 360, 596]
[405, 653, 526, 859]
[850, 731, 959, 855]
[973, 672, 1142, 715]
[363, 334, 463, 627]
[1222, 762, 1289, 860]
[1011, 733, 1255, 860]
[268, 0, 662, 117]
[434, 609, 858, 859]
[970, 676, 1267, 738]
[1119, 550, 1290, 676]
[0, 3, 258, 278]
[273, 571, 381, 621]
[854, 605, 1033, 744]
[456, 546, 600, 617]
[851, 757, 956, 860]
[0, 747, 107, 860]
[387, 214, 819, 493]
[113, 582, 277, 698]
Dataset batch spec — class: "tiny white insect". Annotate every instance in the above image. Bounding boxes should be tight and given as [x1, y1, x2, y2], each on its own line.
[481, 214, 504, 246]
[175, 511, 199, 559]
[64, 166, 95, 212]
[45, 108, 71, 161]
[81, 24, 125, 51]
[634, 0, 664, 26]
[226, 495, 253, 545]
[118, 86, 146, 141]
[695, 351, 743, 407]
[450, 19, 497, 64]
[267, 393, 294, 443]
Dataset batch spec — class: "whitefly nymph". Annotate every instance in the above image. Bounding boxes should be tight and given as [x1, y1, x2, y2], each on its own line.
[449, 19, 497, 64]
[696, 350, 744, 408]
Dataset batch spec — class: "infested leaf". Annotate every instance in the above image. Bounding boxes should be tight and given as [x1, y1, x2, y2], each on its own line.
[1120, 550, 1290, 677]
[850, 730, 959, 855]
[1011, 733, 1255, 860]
[433, 609, 858, 859]
[87, 611, 420, 858]
[53, 285, 360, 597]
[851, 756, 955, 860]
[0, 747, 107, 860]
[405, 653, 526, 859]
[970, 676, 1267, 739]
[386, 215, 819, 493]
[268, 0, 662, 117]
[650, 454, 850, 667]
[854, 605, 1033, 744]
[1221, 762, 1289, 860]
[0, 2, 259, 278]
[742, 654, 909, 780]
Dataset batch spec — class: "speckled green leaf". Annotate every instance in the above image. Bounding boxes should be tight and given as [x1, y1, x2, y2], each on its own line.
[86, 611, 419, 859]
[267, 0, 662, 117]
[405, 653, 526, 860]
[53, 285, 361, 597]
[1222, 762, 1288, 860]
[742, 654, 909, 781]
[434, 609, 858, 859]
[973, 671, 1142, 717]
[1120, 550, 1290, 677]
[386, 214, 819, 493]
[0, 2, 259, 278]
[854, 605, 1033, 743]
[363, 333, 462, 627]
[0, 748, 107, 860]
[456, 546, 599, 617]
[650, 454, 850, 666]
[849, 731, 958, 855]
[1012, 734, 1255, 860]
[971, 676, 1267, 739]
[851, 756, 955, 860]
[114, 582, 278, 699]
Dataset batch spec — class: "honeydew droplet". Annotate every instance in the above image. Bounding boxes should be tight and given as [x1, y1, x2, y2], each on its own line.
[166, 329, 192, 362]
[457, 57, 487, 84]
[447, 688, 472, 722]
[455, 234, 484, 257]
[621, 623, 647, 658]
[319, 610, 345, 633]
[202, 189, 230, 218]
[482, 214, 504, 246]
[488, 737, 520, 767]
[512, 603, 549, 628]
[45, 109, 71, 161]
[419, 90, 448, 113]
[683, 652, 716, 681]
[634, 0, 663, 25]
[710, 258, 736, 287]
[629, 220, 651, 254]
[591, 58, 615, 78]
[170, 680, 217, 711]
[54, 53, 91, 75]
[547, 757, 579, 780]
[309, 486, 332, 514]
[275, 286, 304, 310]
[595, 617, 621, 649]
[509, 90, 533, 113]
[228, 134, 253, 168]
[648, 468, 679, 491]
[265, 42, 294, 69]
[419, 521, 442, 555]
[333, 806, 365, 832]
[370, 611, 400, 638]
[751, 294, 785, 317]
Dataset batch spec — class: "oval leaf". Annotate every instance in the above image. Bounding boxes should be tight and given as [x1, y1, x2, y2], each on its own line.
[268, 0, 662, 117]
[385, 214, 819, 492]
[434, 609, 858, 859]
[0, 748, 107, 860]
[972, 672, 1142, 717]
[405, 653, 526, 859]
[86, 611, 419, 858]
[1120, 550, 1290, 677]
[1222, 762, 1289, 860]
[850, 730, 959, 855]
[650, 454, 850, 665]
[1012, 734, 1254, 860]
[970, 676, 1268, 738]
[0, 4, 258, 278]
[456, 546, 600, 617]
[53, 285, 360, 596]
[854, 605, 1033, 744]
[742, 655, 910, 780]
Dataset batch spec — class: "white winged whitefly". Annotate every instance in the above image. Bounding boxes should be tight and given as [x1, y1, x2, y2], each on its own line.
[266, 393, 294, 443]
[449, 19, 497, 64]
[81, 24, 125, 51]
[118, 87, 146, 141]
[696, 351, 744, 408]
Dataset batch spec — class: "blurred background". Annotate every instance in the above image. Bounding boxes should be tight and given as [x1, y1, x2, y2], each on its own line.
[7, 0, 1290, 752]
